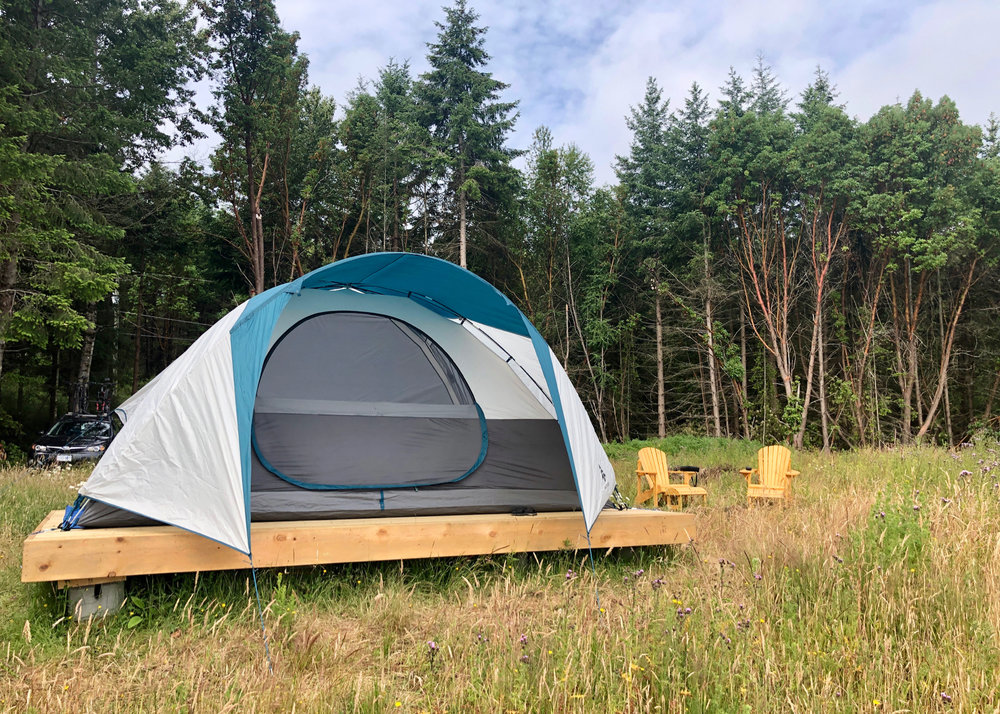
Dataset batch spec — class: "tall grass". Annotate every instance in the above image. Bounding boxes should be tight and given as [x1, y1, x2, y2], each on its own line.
[2, 439, 999, 712]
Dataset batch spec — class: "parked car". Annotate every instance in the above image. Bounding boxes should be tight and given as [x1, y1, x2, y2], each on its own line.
[30, 413, 115, 467]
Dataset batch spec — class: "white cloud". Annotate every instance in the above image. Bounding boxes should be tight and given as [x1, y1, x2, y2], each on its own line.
[166, 0, 1000, 184]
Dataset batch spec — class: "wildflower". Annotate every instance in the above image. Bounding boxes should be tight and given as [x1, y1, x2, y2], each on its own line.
[941, 692, 952, 704]
[395, 703, 402, 708]
[941, 498, 952, 505]
[427, 640, 439, 671]
[959, 470, 972, 476]
[754, 573, 762, 581]
[633, 569, 644, 578]
[520, 654, 529, 664]
[833, 555, 844, 564]
[565, 569, 575, 580]
[651, 578, 664, 589]
[913, 505, 920, 511]
[519, 634, 528, 647]
[873, 699, 881, 707]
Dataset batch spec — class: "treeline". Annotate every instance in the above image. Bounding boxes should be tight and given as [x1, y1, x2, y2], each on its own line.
[2, 0, 999, 456]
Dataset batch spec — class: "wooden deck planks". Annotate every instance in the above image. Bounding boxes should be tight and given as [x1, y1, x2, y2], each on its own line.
[22, 509, 695, 585]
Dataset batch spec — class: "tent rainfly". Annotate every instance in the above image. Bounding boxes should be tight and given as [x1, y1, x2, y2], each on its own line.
[65, 253, 617, 555]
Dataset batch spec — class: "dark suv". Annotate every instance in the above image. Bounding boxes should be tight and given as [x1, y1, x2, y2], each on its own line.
[30, 414, 115, 467]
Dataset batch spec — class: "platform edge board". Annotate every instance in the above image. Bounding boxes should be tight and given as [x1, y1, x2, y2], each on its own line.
[22, 509, 695, 584]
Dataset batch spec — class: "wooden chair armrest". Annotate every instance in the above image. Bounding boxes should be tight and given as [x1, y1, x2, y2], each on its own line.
[739, 468, 754, 482]
[787, 469, 801, 478]
[637, 469, 657, 477]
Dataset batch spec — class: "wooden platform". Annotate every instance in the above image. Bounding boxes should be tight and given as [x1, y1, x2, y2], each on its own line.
[22, 509, 695, 586]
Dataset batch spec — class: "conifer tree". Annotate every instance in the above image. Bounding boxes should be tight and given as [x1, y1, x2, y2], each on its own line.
[414, 0, 518, 268]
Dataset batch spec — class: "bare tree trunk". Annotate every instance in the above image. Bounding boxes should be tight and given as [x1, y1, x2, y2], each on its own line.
[132, 283, 143, 394]
[818, 313, 830, 450]
[0, 255, 17, 383]
[794, 304, 821, 449]
[740, 306, 750, 439]
[916, 259, 976, 439]
[938, 271, 953, 446]
[458, 157, 467, 269]
[655, 290, 665, 439]
[50, 345, 60, 420]
[705, 296, 721, 437]
[72, 307, 98, 412]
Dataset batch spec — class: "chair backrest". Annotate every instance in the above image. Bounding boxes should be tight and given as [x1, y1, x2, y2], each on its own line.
[637, 447, 669, 481]
[757, 445, 792, 490]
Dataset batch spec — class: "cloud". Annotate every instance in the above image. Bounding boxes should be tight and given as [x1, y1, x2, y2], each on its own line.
[166, 0, 1000, 185]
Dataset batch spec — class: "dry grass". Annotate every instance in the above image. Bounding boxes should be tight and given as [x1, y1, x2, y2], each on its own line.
[2, 439, 1000, 712]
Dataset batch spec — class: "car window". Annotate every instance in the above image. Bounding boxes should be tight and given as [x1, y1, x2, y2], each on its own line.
[47, 420, 93, 437]
[46, 419, 110, 438]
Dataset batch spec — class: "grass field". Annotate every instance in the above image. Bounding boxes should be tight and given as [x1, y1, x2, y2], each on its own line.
[2, 437, 999, 712]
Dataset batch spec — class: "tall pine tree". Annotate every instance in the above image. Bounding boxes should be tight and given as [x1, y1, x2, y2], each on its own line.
[414, 0, 518, 268]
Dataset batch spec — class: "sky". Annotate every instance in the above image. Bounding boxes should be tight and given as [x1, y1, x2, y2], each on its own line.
[178, 0, 1000, 185]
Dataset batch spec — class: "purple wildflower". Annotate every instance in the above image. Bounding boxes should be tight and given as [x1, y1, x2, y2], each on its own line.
[941, 692, 952, 704]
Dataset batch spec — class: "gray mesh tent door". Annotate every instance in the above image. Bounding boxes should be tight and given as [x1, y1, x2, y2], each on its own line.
[72, 253, 617, 555]
[253, 311, 486, 489]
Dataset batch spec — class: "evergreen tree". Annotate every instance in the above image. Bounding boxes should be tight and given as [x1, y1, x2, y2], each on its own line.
[0, 0, 205, 405]
[414, 0, 519, 268]
[200, 0, 308, 294]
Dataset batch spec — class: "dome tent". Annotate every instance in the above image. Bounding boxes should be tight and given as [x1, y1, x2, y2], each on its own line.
[66, 253, 617, 555]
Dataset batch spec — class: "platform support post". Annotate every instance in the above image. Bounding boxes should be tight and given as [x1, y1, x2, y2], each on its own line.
[65, 578, 126, 617]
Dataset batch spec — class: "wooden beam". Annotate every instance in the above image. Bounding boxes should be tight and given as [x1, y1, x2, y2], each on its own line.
[23, 509, 695, 584]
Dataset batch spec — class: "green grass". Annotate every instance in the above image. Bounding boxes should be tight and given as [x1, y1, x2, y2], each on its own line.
[2, 440, 999, 712]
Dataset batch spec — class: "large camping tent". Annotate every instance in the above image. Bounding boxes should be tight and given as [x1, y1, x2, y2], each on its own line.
[66, 253, 617, 555]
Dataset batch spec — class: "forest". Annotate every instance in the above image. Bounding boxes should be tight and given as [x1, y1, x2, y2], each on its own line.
[2, 0, 1000, 458]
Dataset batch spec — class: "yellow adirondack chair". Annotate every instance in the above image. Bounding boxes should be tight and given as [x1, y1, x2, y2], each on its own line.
[740, 445, 800, 504]
[635, 447, 707, 510]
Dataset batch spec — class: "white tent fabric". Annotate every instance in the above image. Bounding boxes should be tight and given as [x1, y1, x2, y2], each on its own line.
[544, 346, 617, 531]
[74, 253, 618, 555]
[80, 304, 251, 553]
[461, 320, 557, 419]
